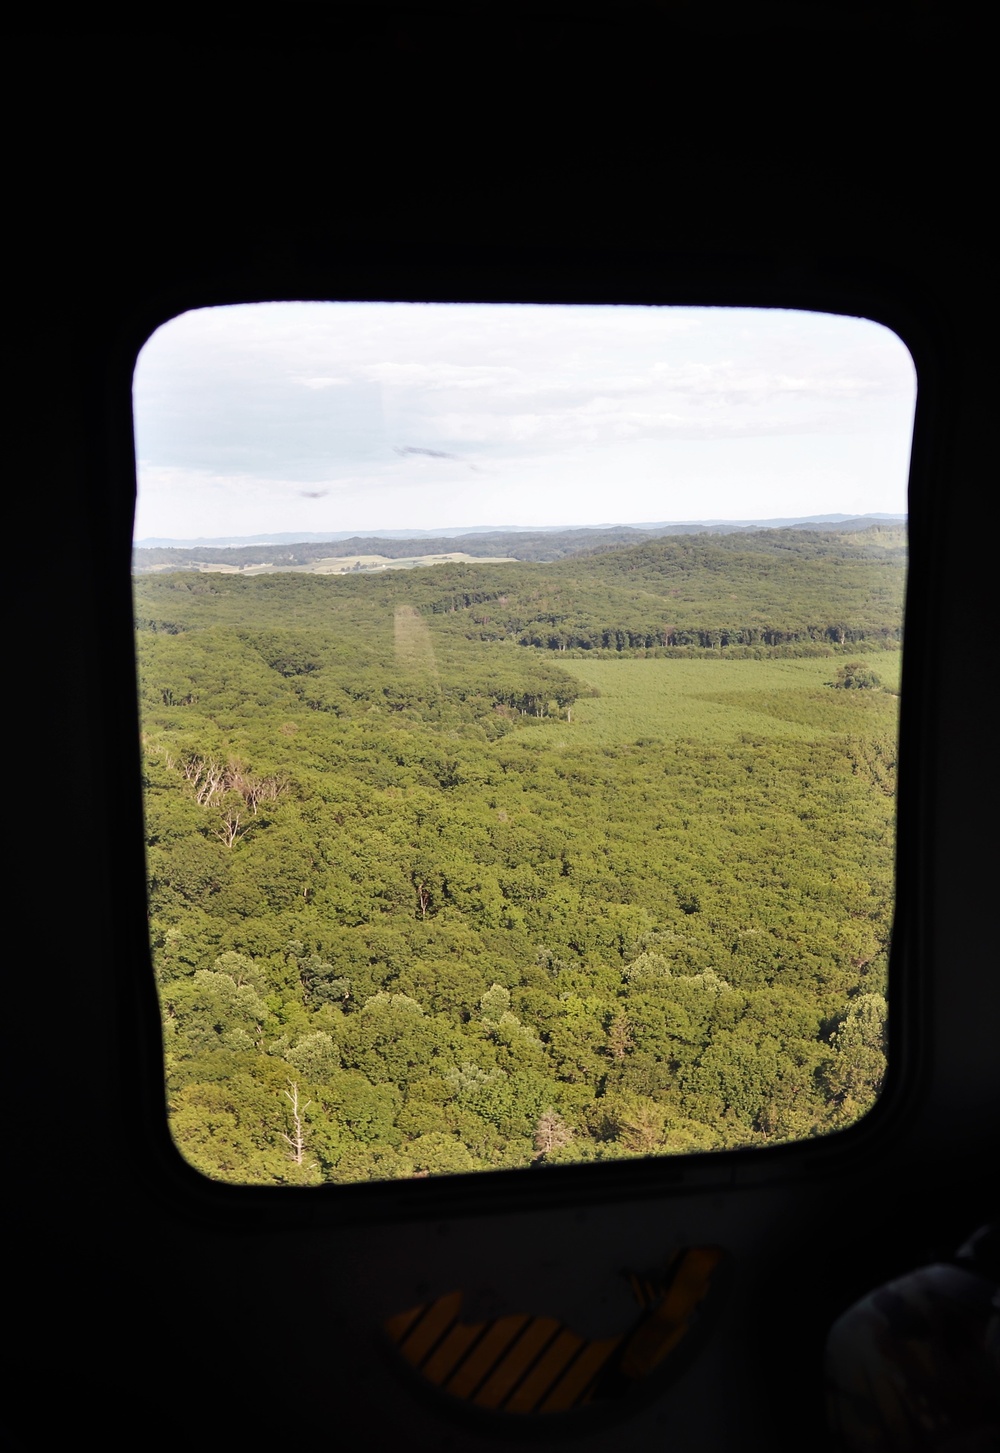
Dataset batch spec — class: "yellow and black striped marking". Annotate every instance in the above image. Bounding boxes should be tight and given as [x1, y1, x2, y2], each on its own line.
[383, 1245, 723, 1418]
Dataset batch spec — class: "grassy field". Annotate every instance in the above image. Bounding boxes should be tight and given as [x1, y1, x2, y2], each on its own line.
[394, 604, 440, 679]
[515, 651, 902, 748]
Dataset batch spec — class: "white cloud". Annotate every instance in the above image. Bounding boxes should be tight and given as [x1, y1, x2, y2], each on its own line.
[133, 303, 915, 537]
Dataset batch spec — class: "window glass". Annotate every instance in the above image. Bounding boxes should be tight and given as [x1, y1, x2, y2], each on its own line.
[133, 303, 914, 1184]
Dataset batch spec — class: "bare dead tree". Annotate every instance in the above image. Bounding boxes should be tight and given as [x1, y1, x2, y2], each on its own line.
[180, 754, 203, 784]
[606, 1012, 633, 1062]
[242, 772, 285, 815]
[214, 805, 246, 849]
[280, 1082, 316, 1168]
[533, 1110, 573, 1159]
[180, 752, 287, 813]
[193, 757, 227, 804]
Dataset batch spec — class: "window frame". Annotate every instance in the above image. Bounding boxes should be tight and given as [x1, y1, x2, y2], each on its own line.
[112, 254, 934, 1228]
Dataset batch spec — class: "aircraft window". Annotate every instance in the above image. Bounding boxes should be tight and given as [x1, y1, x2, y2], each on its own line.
[132, 302, 914, 1186]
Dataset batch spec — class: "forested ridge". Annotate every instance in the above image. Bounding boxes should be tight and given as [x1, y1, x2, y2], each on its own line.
[133, 518, 904, 571]
[134, 525, 658, 569]
[135, 526, 902, 1184]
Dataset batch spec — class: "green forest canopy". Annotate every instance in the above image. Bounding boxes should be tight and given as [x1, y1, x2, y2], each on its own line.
[135, 526, 902, 1184]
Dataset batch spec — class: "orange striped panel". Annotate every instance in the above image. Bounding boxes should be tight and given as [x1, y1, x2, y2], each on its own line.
[445, 1314, 529, 1400]
[623, 1317, 686, 1375]
[538, 1335, 620, 1411]
[504, 1329, 584, 1413]
[473, 1317, 561, 1409]
[384, 1303, 426, 1345]
[619, 1247, 722, 1378]
[421, 1319, 487, 1387]
[626, 1272, 647, 1308]
[398, 1291, 462, 1367]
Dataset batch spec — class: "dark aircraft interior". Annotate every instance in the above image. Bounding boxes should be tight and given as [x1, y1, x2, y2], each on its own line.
[12, 7, 997, 1450]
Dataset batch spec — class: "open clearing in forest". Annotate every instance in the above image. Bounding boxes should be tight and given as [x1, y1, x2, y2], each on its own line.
[394, 604, 440, 679]
[515, 652, 902, 748]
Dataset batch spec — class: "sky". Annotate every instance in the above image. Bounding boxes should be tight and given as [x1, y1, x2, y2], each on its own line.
[132, 302, 916, 542]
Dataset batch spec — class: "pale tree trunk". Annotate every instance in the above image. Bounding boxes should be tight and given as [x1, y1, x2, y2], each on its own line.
[215, 808, 244, 848]
[280, 1082, 315, 1167]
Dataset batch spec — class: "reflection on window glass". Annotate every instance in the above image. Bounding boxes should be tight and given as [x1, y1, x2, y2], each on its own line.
[133, 304, 914, 1184]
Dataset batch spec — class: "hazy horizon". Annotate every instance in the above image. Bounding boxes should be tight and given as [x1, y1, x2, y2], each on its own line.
[134, 510, 906, 550]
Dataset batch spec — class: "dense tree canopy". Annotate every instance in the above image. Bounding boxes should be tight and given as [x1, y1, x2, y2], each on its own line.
[135, 528, 900, 1183]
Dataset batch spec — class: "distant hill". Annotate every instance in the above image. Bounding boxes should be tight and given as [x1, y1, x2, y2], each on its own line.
[136, 524, 906, 657]
[133, 515, 905, 573]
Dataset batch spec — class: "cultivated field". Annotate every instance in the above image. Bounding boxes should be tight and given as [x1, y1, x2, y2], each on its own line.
[516, 652, 902, 748]
[143, 552, 518, 576]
